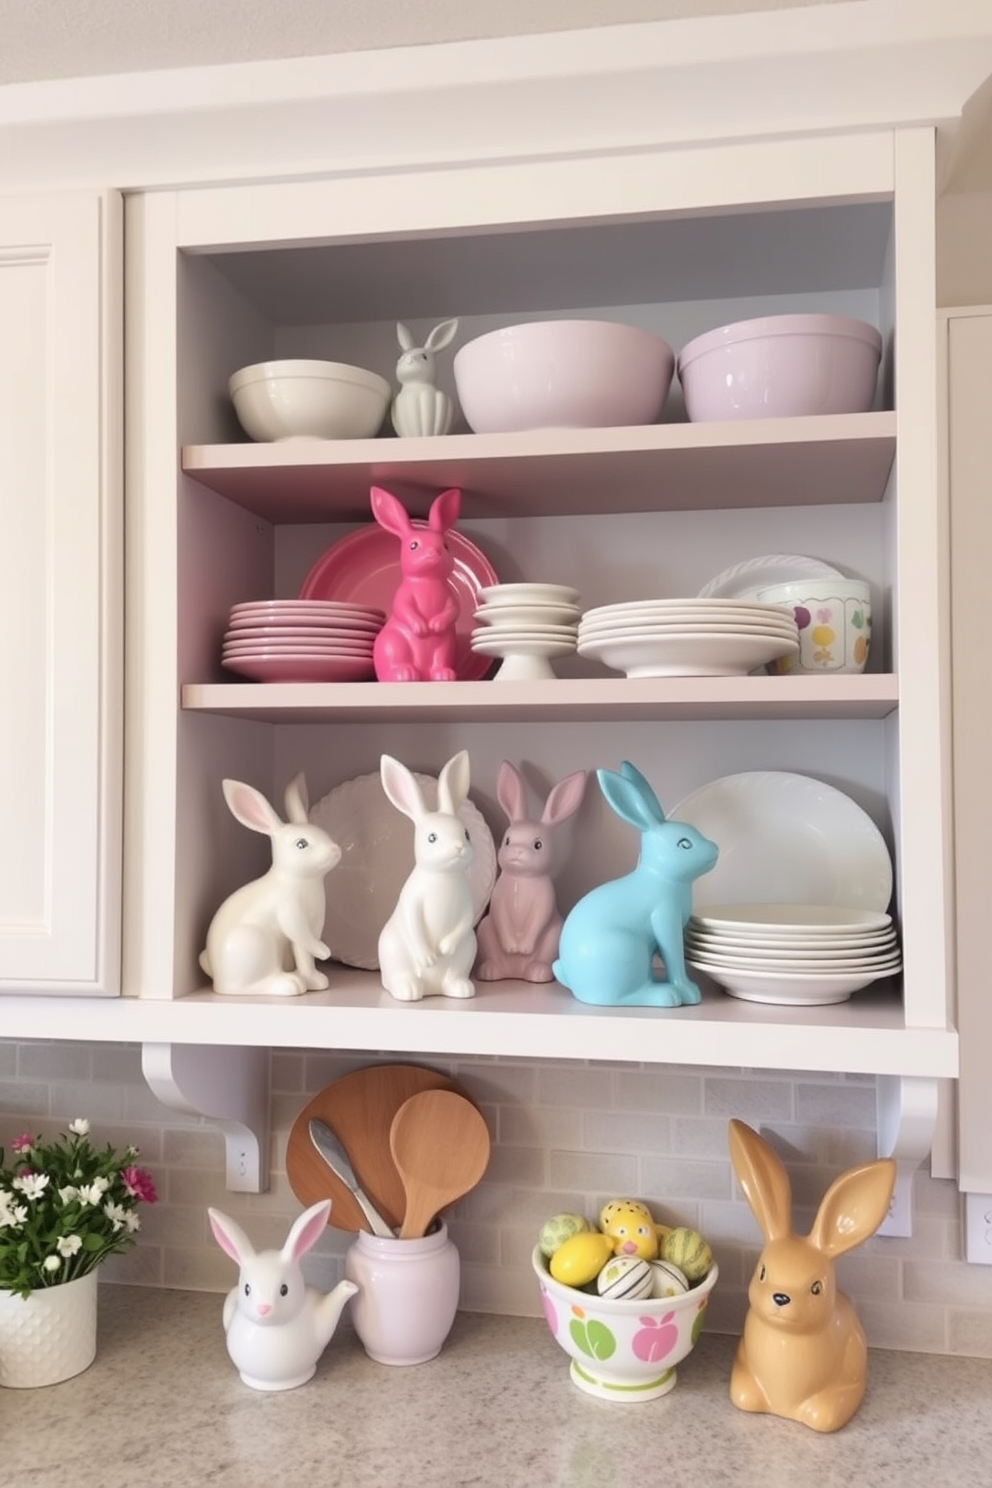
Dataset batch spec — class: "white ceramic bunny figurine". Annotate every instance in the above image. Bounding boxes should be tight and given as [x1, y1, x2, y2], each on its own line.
[391, 319, 459, 437]
[199, 773, 341, 997]
[553, 760, 719, 1007]
[377, 749, 477, 1001]
[475, 761, 587, 982]
[208, 1199, 359, 1391]
[728, 1119, 896, 1432]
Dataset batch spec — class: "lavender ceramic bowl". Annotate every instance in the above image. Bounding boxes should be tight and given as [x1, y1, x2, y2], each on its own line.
[677, 313, 882, 422]
[453, 320, 675, 433]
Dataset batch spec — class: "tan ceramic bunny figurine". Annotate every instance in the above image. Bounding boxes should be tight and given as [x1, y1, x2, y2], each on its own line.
[727, 1117, 896, 1433]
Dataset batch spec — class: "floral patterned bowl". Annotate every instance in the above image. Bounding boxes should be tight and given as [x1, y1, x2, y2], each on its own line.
[531, 1245, 717, 1402]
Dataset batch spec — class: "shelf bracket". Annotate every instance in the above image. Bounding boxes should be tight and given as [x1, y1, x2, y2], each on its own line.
[874, 1074, 939, 1239]
[141, 1043, 271, 1194]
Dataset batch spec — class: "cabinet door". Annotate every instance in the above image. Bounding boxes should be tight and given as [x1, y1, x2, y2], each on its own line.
[946, 308, 992, 1192]
[0, 192, 122, 994]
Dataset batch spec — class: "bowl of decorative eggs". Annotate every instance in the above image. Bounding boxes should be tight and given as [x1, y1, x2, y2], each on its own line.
[531, 1199, 717, 1402]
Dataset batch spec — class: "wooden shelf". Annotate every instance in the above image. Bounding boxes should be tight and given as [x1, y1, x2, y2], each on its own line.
[0, 979, 955, 1079]
[182, 672, 898, 723]
[181, 412, 897, 521]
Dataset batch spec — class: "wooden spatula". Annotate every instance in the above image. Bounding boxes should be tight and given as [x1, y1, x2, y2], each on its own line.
[389, 1088, 491, 1240]
[285, 1063, 464, 1231]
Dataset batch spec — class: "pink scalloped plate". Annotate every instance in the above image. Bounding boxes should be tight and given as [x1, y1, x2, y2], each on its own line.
[222, 654, 375, 682]
[299, 522, 500, 682]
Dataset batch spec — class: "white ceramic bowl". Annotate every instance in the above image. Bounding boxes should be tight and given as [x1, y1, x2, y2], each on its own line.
[677, 313, 882, 422]
[532, 1246, 717, 1402]
[477, 583, 581, 607]
[453, 320, 675, 433]
[229, 358, 391, 441]
[757, 577, 872, 675]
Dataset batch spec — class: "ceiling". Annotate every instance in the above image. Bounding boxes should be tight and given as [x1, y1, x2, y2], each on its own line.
[0, 0, 852, 85]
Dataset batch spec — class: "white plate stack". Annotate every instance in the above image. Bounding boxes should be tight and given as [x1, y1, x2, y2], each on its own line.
[221, 599, 385, 682]
[684, 903, 902, 1006]
[471, 583, 582, 680]
[576, 598, 799, 677]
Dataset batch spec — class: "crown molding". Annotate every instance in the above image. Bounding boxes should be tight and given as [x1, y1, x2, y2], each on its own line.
[1, 1, 992, 193]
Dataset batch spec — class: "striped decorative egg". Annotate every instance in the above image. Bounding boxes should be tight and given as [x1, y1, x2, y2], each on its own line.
[595, 1254, 654, 1300]
[649, 1258, 690, 1298]
[661, 1226, 713, 1282]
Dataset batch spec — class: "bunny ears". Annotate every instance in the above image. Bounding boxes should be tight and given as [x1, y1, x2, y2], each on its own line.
[380, 750, 470, 820]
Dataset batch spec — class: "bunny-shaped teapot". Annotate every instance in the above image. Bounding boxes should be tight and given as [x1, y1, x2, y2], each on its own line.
[208, 1199, 358, 1391]
[391, 319, 459, 437]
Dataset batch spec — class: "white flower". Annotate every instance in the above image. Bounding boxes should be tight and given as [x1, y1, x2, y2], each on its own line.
[68, 1119, 90, 1136]
[0, 1193, 28, 1229]
[76, 1177, 110, 1206]
[123, 1211, 141, 1234]
[42, 1255, 62, 1273]
[56, 1234, 82, 1258]
[104, 1200, 128, 1233]
[13, 1172, 50, 1201]
[58, 1185, 79, 1204]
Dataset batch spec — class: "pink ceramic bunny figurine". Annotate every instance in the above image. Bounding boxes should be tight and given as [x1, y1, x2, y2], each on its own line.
[371, 485, 462, 682]
[475, 761, 587, 982]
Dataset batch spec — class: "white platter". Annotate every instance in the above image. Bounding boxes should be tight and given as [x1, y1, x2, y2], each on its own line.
[686, 933, 898, 960]
[689, 904, 892, 933]
[577, 630, 797, 677]
[672, 774, 893, 912]
[697, 553, 845, 600]
[577, 619, 799, 639]
[686, 948, 902, 973]
[687, 960, 898, 1005]
[309, 771, 497, 971]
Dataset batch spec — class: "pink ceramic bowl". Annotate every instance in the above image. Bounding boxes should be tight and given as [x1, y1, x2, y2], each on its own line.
[453, 320, 675, 433]
[677, 313, 882, 422]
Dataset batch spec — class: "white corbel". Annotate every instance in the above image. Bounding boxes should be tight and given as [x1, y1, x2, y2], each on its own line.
[141, 1043, 271, 1193]
[875, 1074, 939, 1238]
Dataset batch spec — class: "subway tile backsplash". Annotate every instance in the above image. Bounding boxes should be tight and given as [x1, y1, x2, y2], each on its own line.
[2, 1039, 991, 1358]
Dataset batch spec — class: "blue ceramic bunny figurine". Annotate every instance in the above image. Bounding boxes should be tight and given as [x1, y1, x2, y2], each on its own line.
[553, 761, 719, 1007]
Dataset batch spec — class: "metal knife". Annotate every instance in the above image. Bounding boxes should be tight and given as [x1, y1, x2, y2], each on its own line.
[308, 1117, 396, 1238]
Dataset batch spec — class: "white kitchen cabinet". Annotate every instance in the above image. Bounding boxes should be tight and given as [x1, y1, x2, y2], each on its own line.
[118, 125, 955, 1100]
[942, 305, 992, 1197]
[0, 192, 123, 995]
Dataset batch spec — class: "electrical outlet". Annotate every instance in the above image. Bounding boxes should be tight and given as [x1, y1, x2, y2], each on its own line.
[876, 1168, 913, 1238]
[964, 1193, 992, 1265]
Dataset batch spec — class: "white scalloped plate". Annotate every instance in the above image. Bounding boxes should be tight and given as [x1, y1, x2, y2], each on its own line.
[697, 553, 844, 600]
[309, 771, 496, 970]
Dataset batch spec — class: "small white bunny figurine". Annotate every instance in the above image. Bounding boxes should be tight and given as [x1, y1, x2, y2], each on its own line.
[199, 773, 341, 997]
[391, 319, 459, 437]
[377, 749, 477, 1001]
[208, 1199, 359, 1391]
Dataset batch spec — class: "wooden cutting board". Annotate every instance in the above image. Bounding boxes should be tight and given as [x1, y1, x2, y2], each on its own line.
[285, 1062, 465, 1232]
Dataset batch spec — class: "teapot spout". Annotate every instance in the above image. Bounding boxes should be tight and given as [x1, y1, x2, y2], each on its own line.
[316, 1278, 359, 1347]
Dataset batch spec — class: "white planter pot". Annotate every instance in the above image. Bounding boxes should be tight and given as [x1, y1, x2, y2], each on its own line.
[0, 1270, 98, 1388]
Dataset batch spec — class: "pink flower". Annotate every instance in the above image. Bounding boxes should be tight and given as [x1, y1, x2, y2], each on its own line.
[10, 1133, 34, 1154]
[121, 1165, 158, 1204]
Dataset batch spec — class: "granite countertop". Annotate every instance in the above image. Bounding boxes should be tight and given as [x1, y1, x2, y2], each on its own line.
[4, 1287, 991, 1487]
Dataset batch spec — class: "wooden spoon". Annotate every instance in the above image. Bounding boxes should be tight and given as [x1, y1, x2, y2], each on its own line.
[389, 1089, 491, 1240]
[286, 1063, 464, 1231]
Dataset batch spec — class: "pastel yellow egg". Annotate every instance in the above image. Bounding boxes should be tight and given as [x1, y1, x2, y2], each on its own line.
[548, 1230, 614, 1287]
[598, 1198, 660, 1260]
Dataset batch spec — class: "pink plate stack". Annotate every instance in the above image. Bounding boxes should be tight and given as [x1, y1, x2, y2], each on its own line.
[221, 599, 385, 682]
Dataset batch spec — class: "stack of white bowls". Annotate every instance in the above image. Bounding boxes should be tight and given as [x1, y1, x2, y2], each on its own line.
[684, 904, 902, 1006]
[221, 599, 385, 682]
[576, 598, 799, 677]
[471, 583, 582, 680]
